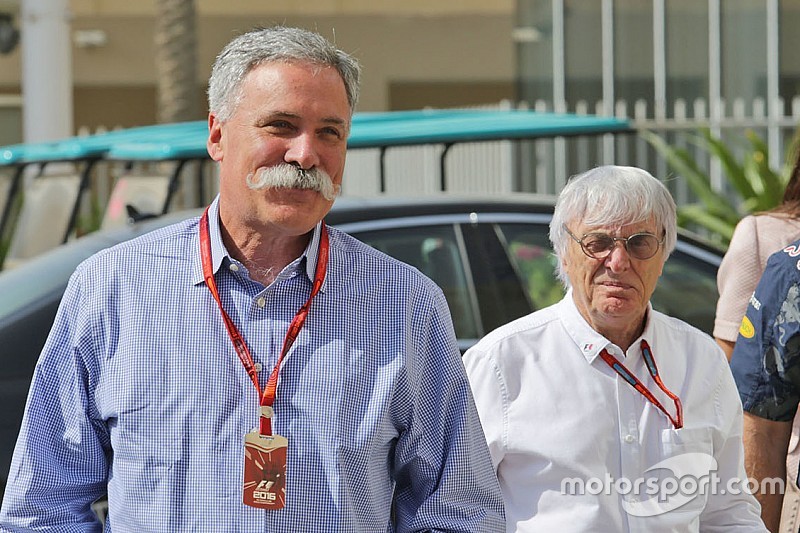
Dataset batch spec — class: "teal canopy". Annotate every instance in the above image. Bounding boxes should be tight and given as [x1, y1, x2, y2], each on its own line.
[346, 108, 631, 148]
[0, 108, 631, 165]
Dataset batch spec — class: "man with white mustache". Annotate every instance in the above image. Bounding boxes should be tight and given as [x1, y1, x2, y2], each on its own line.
[247, 163, 339, 203]
[0, 26, 505, 532]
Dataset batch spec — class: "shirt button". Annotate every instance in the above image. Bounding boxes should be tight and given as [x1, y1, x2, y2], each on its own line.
[256, 297, 266, 308]
[229, 263, 239, 272]
[254, 362, 263, 373]
[624, 434, 635, 444]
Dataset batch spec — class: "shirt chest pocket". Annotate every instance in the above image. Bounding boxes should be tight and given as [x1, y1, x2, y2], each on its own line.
[622, 428, 715, 524]
[652, 427, 715, 519]
[660, 427, 714, 456]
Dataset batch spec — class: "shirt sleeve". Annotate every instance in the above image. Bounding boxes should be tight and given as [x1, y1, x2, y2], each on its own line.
[390, 288, 505, 533]
[715, 216, 761, 342]
[462, 344, 506, 471]
[0, 269, 109, 531]
[698, 363, 768, 531]
[731, 250, 800, 422]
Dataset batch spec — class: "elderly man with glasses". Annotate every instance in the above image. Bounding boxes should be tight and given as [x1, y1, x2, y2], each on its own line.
[464, 165, 767, 532]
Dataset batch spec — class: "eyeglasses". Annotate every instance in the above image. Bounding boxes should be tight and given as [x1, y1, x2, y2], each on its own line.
[563, 225, 664, 260]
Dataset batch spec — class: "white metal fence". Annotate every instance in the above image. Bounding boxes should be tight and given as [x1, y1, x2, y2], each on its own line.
[341, 97, 799, 209]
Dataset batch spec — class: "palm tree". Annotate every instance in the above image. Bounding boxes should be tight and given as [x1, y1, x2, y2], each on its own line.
[154, 0, 197, 124]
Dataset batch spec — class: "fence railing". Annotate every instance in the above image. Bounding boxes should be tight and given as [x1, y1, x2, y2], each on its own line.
[343, 97, 798, 209]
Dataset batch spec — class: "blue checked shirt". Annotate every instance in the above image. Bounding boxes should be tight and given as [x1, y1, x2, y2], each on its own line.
[0, 197, 505, 532]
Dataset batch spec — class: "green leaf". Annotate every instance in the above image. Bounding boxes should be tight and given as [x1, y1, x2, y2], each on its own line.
[642, 130, 738, 221]
[699, 129, 755, 200]
[677, 204, 736, 243]
[745, 130, 786, 206]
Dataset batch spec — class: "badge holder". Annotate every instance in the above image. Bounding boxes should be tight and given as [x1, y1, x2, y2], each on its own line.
[243, 406, 287, 509]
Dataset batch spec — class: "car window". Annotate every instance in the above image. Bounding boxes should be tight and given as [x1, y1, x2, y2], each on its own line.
[459, 222, 532, 335]
[349, 225, 480, 340]
[498, 223, 564, 311]
[651, 251, 719, 335]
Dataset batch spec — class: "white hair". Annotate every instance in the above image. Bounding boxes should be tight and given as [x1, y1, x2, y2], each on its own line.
[549, 165, 677, 286]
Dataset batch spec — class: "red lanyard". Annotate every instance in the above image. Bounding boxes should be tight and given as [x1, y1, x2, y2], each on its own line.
[199, 207, 329, 435]
[598, 340, 683, 429]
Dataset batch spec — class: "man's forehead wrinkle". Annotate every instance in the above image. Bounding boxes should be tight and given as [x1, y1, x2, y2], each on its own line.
[258, 110, 347, 126]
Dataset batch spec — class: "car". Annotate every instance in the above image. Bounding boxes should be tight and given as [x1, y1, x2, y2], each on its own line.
[0, 193, 724, 496]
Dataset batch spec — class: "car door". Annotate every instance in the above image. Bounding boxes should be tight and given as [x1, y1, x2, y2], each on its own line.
[344, 213, 538, 351]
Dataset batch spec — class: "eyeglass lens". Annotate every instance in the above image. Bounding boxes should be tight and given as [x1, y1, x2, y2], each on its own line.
[581, 233, 660, 260]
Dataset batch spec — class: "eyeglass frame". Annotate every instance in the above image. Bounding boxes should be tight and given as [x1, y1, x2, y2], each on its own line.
[563, 224, 666, 260]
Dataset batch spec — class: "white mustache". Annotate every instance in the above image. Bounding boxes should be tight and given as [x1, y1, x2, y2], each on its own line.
[245, 164, 339, 201]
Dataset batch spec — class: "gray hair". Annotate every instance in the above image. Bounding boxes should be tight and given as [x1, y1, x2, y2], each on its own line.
[549, 165, 677, 286]
[207, 26, 361, 122]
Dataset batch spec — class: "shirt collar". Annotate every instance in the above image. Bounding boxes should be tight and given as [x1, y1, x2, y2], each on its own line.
[304, 217, 327, 291]
[192, 195, 327, 291]
[559, 288, 654, 364]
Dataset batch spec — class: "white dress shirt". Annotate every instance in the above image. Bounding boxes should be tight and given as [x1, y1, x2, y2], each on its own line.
[464, 290, 767, 533]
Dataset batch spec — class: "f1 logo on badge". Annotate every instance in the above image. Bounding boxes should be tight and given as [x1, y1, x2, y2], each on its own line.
[253, 480, 277, 502]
